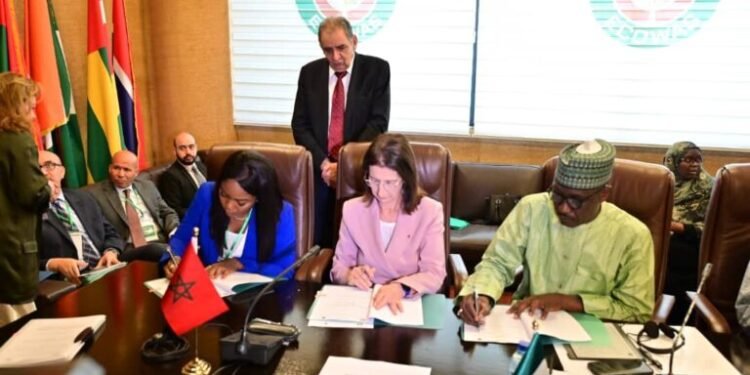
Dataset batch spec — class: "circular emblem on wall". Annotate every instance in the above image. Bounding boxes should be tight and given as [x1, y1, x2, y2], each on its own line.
[296, 0, 395, 41]
[591, 0, 720, 47]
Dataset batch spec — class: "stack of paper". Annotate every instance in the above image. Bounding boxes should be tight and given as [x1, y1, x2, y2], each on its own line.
[144, 272, 273, 298]
[0, 315, 106, 367]
[307, 285, 425, 328]
[319, 356, 431, 375]
[80, 262, 127, 284]
[462, 305, 591, 344]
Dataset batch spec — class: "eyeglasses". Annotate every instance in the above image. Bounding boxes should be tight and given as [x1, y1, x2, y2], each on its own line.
[39, 162, 63, 171]
[679, 157, 703, 165]
[549, 188, 603, 210]
[364, 177, 402, 190]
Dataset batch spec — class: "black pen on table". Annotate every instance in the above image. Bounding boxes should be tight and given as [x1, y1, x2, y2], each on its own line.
[638, 347, 663, 370]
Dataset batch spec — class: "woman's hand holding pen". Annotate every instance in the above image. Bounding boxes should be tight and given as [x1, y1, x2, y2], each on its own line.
[163, 256, 181, 279]
[459, 294, 492, 326]
[346, 265, 376, 290]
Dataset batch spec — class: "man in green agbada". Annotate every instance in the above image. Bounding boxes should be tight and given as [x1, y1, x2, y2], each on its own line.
[458, 139, 654, 325]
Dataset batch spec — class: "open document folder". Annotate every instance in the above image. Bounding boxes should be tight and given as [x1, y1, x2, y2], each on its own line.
[307, 285, 443, 329]
[144, 272, 273, 298]
[462, 305, 591, 344]
[0, 315, 106, 367]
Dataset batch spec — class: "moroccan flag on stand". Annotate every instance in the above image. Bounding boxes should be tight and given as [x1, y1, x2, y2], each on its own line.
[113, 0, 148, 170]
[47, 0, 87, 188]
[87, 0, 123, 182]
[162, 244, 228, 336]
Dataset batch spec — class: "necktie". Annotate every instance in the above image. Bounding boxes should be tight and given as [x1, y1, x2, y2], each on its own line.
[328, 71, 347, 161]
[124, 189, 148, 247]
[51, 198, 101, 267]
[192, 165, 206, 186]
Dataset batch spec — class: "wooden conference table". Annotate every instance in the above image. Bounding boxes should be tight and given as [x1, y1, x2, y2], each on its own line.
[0, 262, 512, 374]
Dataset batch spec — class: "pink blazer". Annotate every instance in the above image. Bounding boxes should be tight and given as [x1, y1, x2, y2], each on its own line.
[331, 195, 447, 294]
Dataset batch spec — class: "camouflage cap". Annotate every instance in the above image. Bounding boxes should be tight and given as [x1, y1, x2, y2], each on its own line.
[555, 139, 616, 190]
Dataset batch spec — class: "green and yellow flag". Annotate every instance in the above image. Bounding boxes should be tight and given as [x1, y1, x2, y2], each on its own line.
[87, 0, 123, 182]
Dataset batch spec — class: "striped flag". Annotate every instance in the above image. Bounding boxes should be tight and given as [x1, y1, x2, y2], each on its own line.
[0, 0, 43, 148]
[113, 0, 148, 170]
[48, 0, 87, 188]
[0, 0, 25, 74]
[25, 0, 66, 138]
[87, 0, 123, 182]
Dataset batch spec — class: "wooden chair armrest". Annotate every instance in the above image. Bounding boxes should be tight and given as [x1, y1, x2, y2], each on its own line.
[652, 294, 676, 323]
[295, 248, 334, 283]
[686, 291, 732, 334]
[448, 253, 469, 297]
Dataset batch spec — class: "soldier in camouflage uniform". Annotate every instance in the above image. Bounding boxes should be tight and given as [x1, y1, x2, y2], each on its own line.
[663, 141, 714, 324]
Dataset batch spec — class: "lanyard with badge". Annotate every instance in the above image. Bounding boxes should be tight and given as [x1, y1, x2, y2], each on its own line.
[55, 200, 86, 260]
[222, 208, 252, 260]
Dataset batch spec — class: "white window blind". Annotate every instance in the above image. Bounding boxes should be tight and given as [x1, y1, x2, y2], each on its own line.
[473, 0, 750, 149]
[230, 0, 475, 135]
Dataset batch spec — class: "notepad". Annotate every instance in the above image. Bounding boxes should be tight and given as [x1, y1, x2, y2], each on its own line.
[0, 315, 106, 367]
[144, 272, 273, 298]
[461, 305, 591, 344]
[80, 262, 127, 284]
[307, 285, 428, 328]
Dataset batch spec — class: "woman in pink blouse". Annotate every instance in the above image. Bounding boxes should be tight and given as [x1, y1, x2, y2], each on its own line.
[331, 133, 446, 314]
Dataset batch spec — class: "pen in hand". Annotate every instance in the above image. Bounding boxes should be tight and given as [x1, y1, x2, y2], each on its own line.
[473, 287, 479, 314]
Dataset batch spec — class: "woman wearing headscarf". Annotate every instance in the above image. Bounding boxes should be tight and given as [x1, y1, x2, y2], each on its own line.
[663, 141, 714, 324]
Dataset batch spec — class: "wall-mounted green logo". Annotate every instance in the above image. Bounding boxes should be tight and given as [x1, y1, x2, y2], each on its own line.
[296, 0, 395, 41]
[591, 0, 720, 48]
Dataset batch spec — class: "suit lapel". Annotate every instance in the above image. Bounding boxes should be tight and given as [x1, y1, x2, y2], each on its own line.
[134, 180, 161, 228]
[46, 206, 76, 248]
[176, 163, 199, 191]
[344, 54, 363, 141]
[314, 60, 330, 146]
[104, 182, 128, 224]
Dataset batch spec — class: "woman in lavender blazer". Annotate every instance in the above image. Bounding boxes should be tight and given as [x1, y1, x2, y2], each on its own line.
[331, 133, 446, 314]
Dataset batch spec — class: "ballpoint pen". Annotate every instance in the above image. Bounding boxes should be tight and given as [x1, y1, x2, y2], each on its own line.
[473, 287, 479, 313]
[638, 347, 663, 370]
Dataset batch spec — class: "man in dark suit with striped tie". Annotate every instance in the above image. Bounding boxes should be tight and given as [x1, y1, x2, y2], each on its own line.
[157, 132, 208, 219]
[38, 151, 123, 283]
[292, 16, 390, 248]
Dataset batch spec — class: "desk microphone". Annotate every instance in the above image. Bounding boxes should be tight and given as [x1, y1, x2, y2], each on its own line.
[220, 245, 321, 364]
[667, 262, 712, 375]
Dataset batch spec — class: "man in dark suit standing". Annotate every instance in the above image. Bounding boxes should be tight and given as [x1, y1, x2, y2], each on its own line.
[292, 16, 390, 248]
[88, 150, 179, 262]
[38, 151, 123, 283]
[157, 132, 208, 219]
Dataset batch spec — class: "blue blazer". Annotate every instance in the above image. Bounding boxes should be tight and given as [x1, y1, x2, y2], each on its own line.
[167, 182, 296, 277]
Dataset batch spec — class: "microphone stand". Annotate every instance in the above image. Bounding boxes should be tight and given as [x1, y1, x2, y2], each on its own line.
[668, 263, 712, 375]
[220, 245, 321, 364]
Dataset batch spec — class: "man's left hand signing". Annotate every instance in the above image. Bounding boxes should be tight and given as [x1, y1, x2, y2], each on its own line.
[507, 293, 583, 319]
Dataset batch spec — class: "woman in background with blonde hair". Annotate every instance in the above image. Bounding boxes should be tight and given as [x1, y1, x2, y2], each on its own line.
[0, 72, 52, 327]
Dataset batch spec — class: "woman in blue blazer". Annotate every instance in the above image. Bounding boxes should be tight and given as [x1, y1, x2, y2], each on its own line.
[164, 150, 296, 279]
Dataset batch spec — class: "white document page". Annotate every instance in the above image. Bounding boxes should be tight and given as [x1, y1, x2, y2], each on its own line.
[211, 272, 272, 297]
[0, 315, 106, 367]
[319, 356, 431, 375]
[463, 305, 591, 344]
[368, 284, 424, 326]
[307, 285, 373, 327]
[144, 272, 273, 298]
